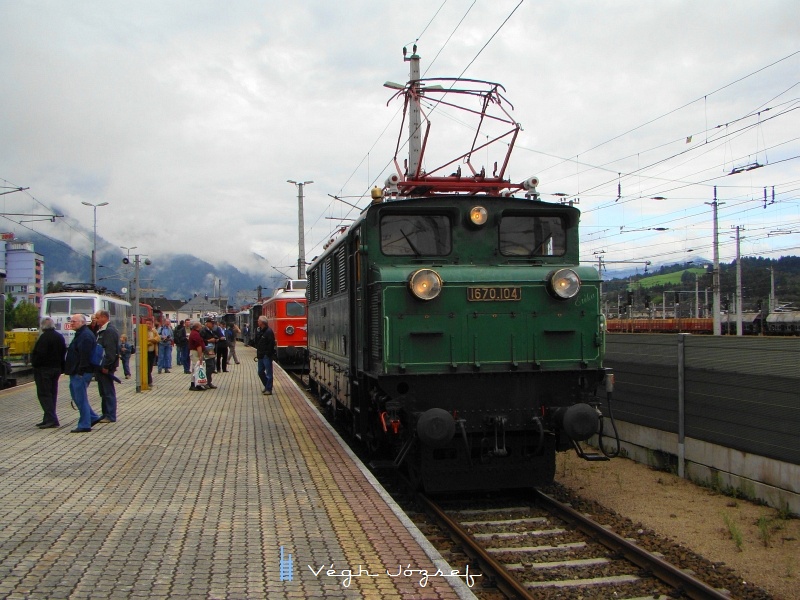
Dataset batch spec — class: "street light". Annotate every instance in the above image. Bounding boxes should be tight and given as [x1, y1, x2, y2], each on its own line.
[81, 201, 109, 286]
[122, 253, 151, 392]
[287, 180, 313, 279]
[120, 246, 138, 303]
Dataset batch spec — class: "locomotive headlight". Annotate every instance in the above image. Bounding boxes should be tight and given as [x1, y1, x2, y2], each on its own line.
[547, 268, 581, 299]
[469, 205, 488, 226]
[285, 325, 295, 335]
[409, 268, 442, 301]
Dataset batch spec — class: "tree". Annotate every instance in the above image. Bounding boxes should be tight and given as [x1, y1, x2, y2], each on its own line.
[4, 294, 16, 331]
[45, 281, 66, 293]
[13, 301, 39, 329]
[681, 270, 696, 285]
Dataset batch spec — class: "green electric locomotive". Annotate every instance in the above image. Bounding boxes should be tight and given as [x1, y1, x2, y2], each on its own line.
[307, 49, 612, 492]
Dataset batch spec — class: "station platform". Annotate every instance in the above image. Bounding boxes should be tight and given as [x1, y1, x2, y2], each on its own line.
[0, 345, 477, 599]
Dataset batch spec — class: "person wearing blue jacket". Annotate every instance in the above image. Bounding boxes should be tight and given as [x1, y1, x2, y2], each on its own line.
[64, 313, 100, 433]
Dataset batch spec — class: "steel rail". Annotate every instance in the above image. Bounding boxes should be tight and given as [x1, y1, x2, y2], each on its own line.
[417, 493, 536, 600]
[533, 490, 732, 600]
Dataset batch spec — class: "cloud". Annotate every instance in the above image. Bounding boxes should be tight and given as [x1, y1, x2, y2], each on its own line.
[1, 0, 797, 289]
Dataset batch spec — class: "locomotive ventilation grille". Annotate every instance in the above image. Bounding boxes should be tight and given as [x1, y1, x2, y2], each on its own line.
[335, 246, 346, 293]
[324, 256, 333, 297]
[369, 286, 382, 364]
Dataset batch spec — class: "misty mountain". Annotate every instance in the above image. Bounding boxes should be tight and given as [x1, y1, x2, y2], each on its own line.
[23, 233, 286, 307]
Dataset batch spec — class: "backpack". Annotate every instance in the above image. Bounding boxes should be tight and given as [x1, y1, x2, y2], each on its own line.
[90, 343, 105, 368]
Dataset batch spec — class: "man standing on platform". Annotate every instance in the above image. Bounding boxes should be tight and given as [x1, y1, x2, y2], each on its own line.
[226, 321, 241, 367]
[199, 316, 219, 389]
[31, 317, 66, 429]
[174, 318, 190, 374]
[65, 314, 100, 433]
[157, 319, 173, 373]
[213, 320, 228, 373]
[93, 310, 120, 424]
[253, 315, 276, 396]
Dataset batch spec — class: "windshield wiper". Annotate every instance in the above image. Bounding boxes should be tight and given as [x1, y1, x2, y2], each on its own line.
[400, 228, 422, 256]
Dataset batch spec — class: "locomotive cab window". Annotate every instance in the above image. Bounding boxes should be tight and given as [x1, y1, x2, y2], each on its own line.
[45, 299, 70, 314]
[499, 215, 566, 257]
[380, 215, 451, 256]
[72, 298, 95, 313]
[286, 301, 306, 317]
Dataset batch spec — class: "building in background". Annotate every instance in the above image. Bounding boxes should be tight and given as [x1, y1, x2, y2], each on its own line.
[139, 296, 186, 324]
[174, 295, 226, 323]
[1, 236, 44, 308]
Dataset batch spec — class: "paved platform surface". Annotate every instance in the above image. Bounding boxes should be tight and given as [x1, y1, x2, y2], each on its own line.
[0, 345, 477, 599]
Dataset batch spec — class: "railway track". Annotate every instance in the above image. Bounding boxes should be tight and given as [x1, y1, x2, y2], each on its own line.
[291, 369, 773, 600]
[416, 491, 734, 599]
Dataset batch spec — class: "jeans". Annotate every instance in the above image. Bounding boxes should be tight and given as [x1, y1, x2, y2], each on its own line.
[176, 345, 190, 372]
[69, 372, 99, 430]
[257, 356, 273, 392]
[158, 344, 172, 370]
[120, 353, 131, 377]
[204, 357, 215, 386]
[96, 371, 117, 421]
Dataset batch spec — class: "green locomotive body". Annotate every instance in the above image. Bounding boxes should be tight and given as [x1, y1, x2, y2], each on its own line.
[308, 194, 609, 491]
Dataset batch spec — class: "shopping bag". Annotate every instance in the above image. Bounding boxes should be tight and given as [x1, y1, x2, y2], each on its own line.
[194, 361, 208, 387]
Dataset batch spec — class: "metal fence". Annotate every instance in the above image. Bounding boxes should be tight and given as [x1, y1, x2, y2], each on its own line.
[605, 334, 800, 466]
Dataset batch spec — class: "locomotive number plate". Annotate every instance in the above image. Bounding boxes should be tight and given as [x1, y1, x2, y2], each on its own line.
[467, 286, 521, 301]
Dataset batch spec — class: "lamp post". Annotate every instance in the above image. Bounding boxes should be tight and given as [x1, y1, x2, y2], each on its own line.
[121, 246, 137, 260]
[82, 201, 109, 286]
[120, 246, 137, 303]
[287, 180, 313, 279]
[122, 253, 151, 392]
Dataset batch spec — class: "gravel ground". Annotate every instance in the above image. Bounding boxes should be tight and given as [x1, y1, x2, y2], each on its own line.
[553, 452, 800, 600]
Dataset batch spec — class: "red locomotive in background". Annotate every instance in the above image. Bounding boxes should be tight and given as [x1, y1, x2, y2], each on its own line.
[261, 279, 308, 370]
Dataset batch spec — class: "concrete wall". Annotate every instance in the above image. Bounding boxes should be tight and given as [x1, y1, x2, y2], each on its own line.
[600, 334, 800, 514]
[598, 420, 800, 516]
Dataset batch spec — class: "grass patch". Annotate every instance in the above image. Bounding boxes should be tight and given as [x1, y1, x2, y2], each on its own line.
[723, 512, 744, 551]
[757, 516, 773, 547]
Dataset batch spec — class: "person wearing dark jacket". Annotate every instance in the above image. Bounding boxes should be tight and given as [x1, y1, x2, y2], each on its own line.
[174, 319, 190, 374]
[64, 314, 100, 433]
[214, 322, 228, 372]
[31, 317, 66, 429]
[253, 315, 276, 395]
[226, 322, 241, 366]
[93, 310, 120, 424]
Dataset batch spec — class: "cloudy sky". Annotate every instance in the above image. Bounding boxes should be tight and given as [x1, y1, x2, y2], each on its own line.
[1, 0, 798, 288]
